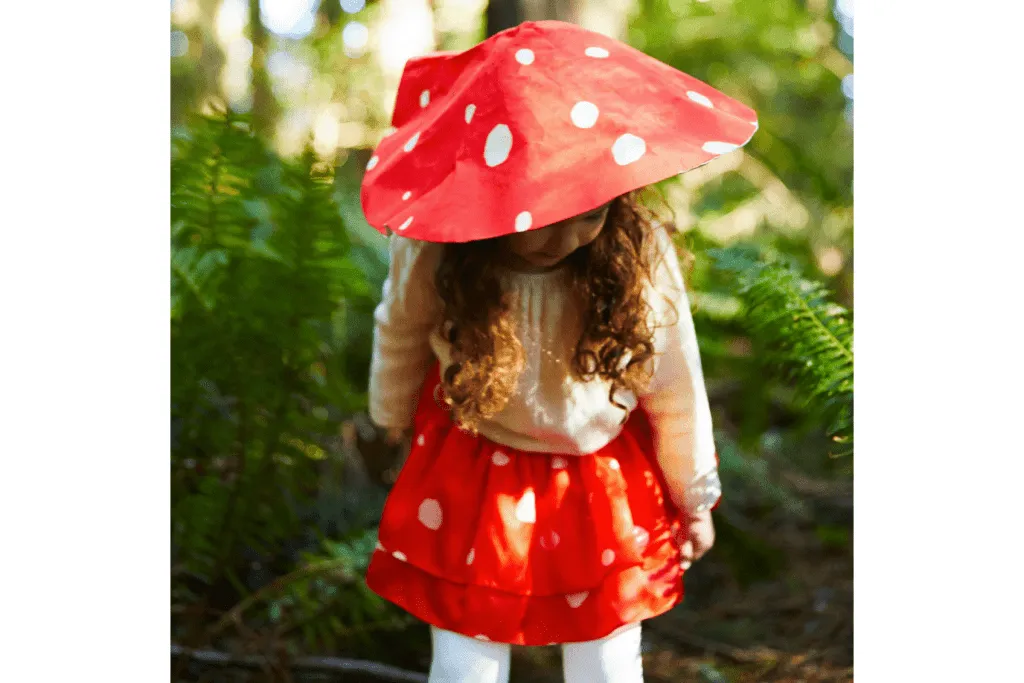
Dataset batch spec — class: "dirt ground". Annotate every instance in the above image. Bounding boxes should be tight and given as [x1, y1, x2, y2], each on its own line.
[175, 513, 851, 683]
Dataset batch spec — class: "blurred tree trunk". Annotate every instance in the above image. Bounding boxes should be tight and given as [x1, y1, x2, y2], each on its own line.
[248, 0, 279, 138]
[316, 0, 343, 28]
[174, 0, 226, 118]
[520, 0, 581, 23]
[486, 0, 523, 36]
[487, 0, 631, 40]
[198, 0, 226, 101]
[575, 0, 633, 40]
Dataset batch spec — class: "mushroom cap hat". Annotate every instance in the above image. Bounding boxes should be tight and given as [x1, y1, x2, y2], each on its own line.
[360, 20, 758, 243]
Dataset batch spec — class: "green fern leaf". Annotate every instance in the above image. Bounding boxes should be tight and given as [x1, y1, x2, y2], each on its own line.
[710, 246, 853, 455]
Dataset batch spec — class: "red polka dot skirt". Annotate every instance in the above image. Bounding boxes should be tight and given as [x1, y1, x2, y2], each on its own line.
[366, 365, 690, 646]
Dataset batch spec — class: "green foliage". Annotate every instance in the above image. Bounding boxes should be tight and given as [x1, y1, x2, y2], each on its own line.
[171, 113, 382, 623]
[632, 0, 853, 205]
[206, 529, 412, 653]
[710, 245, 853, 455]
[814, 524, 851, 551]
[633, 0, 853, 474]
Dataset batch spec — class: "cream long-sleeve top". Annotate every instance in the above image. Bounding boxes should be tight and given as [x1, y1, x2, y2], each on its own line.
[368, 226, 721, 514]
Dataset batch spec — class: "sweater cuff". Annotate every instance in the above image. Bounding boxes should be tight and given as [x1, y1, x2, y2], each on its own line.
[367, 405, 415, 431]
[683, 468, 722, 515]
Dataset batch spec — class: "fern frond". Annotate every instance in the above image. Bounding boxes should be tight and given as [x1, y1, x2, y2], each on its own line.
[171, 112, 376, 609]
[209, 529, 397, 649]
[710, 245, 853, 455]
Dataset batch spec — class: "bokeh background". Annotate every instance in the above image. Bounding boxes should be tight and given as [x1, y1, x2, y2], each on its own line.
[170, 1, 853, 681]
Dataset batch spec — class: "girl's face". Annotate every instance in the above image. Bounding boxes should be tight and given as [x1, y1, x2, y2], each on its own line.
[502, 201, 612, 269]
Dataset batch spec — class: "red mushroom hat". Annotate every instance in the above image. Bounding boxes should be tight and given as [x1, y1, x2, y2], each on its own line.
[360, 20, 758, 243]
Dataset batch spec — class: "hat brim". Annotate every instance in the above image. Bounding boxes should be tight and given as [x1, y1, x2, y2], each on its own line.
[361, 21, 758, 243]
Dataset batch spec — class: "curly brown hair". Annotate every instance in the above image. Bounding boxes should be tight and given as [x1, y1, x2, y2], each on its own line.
[434, 188, 684, 434]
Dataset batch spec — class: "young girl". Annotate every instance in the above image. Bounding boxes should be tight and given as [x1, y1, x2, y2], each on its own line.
[360, 20, 757, 683]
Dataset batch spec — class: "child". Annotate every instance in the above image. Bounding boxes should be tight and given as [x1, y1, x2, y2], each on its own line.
[360, 20, 757, 683]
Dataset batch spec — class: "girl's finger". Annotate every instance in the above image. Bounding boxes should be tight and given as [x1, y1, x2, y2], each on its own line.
[678, 539, 694, 561]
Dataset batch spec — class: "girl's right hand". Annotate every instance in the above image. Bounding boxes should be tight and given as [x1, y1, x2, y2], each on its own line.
[678, 510, 715, 570]
[384, 427, 411, 446]
[379, 427, 414, 486]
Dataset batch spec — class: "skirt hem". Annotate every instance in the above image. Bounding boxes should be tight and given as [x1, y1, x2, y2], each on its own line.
[366, 543, 685, 646]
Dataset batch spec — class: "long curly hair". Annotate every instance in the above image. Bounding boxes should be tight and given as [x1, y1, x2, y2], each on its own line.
[434, 188, 685, 433]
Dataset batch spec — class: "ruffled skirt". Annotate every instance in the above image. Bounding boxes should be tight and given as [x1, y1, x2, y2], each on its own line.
[365, 365, 688, 645]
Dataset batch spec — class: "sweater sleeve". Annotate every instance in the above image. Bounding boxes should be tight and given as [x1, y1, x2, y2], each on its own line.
[639, 227, 721, 515]
[367, 234, 444, 430]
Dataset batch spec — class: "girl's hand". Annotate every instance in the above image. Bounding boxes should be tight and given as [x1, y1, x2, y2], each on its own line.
[678, 510, 715, 570]
[379, 427, 414, 485]
[384, 427, 411, 446]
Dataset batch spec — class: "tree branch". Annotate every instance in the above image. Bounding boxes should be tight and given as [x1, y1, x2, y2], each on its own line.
[171, 644, 428, 682]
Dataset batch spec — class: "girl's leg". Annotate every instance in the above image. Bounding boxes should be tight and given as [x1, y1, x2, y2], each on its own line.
[562, 623, 644, 683]
[427, 627, 512, 683]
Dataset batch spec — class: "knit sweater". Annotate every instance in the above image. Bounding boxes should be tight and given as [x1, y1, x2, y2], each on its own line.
[367, 226, 720, 514]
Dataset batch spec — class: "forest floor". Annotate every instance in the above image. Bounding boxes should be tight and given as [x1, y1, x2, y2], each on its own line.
[175, 507, 851, 683]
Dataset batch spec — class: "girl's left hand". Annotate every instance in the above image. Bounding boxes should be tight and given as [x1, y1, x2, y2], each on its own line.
[678, 510, 715, 570]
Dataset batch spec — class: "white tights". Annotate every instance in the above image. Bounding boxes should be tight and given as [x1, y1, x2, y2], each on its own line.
[427, 623, 644, 683]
